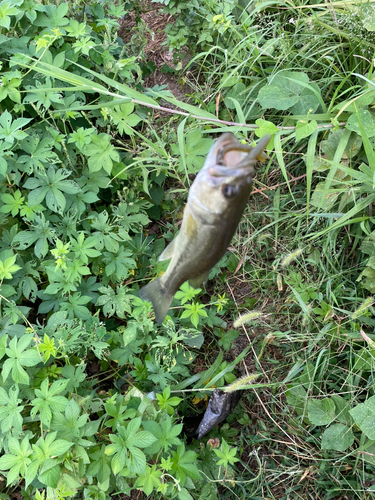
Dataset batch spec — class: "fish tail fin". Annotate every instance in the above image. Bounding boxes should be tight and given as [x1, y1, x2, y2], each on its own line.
[139, 278, 174, 324]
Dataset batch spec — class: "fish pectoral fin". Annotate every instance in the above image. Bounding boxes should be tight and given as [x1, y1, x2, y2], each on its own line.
[159, 235, 179, 261]
[189, 271, 210, 289]
[139, 278, 174, 324]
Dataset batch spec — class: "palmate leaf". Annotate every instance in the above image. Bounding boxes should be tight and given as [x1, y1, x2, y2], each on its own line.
[0, 76, 21, 103]
[24, 166, 80, 214]
[83, 133, 120, 174]
[171, 128, 213, 175]
[0, 436, 33, 485]
[71, 231, 101, 264]
[134, 465, 162, 496]
[31, 378, 69, 426]
[33, 3, 69, 29]
[60, 293, 91, 319]
[50, 399, 88, 439]
[0, 253, 21, 280]
[109, 102, 142, 136]
[96, 285, 133, 318]
[18, 136, 59, 172]
[24, 78, 64, 111]
[0, 190, 25, 216]
[171, 443, 200, 487]
[103, 247, 136, 282]
[0, 2, 20, 29]
[0, 385, 24, 433]
[2, 335, 41, 385]
[87, 445, 112, 485]
[143, 416, 182, 454]
[0, 110, 32, 144]
[27, 431, 72, 487]
[105, 418, 157, 476]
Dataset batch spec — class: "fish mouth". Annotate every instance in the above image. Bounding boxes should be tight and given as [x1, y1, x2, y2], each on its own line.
[210, 134, 271, 178]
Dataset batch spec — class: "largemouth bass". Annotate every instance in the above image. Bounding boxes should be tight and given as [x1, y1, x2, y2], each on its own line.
[140, 132, 270, 323]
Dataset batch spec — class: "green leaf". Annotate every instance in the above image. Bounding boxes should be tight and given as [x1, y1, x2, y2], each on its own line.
[0, 436, 32, 485]
[0, 254, 21, 280]
[214, 438, 239, 466]
[346, 108, 375, 138]
[308, 398, 336, 425]
[0, 190, 25, 216]
[255, 119, 278, 148]
[0, 385, 24, 433]
[331, 395, 353, 426]
[0, 110, 32, 144]
[290, 83, 322, 114]
[350, 395, 375, 439]
[96, 285, 133, 318]
[134, 465, 162, 496]
[18, 136, 59, 172]
[361, 4, 375, 31]
[171, 443, 201, 487]
[33, 3, 69, 29]
[31, 378, 69, 426]
[24, 166, 80, 214]
[0, 2, 20, 29]
[180, 302, 208, 328]
[295, 120, 318, 142]
[3, 336, 40, 385]
[175, 282, 202, 305]
[258, 84, 300, 110]
[83, 133, 120, 174]
[110, 102, 142, 136]
[0, 335, 7, 360]
[258, 71, 322, 113]
[171, 128, 213, 175]
[321, 424, 354, 451]
[143, 417, 182, 454]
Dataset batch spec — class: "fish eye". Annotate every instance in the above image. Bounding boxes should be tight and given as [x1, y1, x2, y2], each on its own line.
[222, 184, 237, 198]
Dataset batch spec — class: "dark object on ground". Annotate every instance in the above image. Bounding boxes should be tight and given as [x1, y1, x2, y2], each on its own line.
[196, 389, 241, 439]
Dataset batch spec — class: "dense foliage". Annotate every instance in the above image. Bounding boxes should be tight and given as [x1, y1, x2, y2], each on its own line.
[2, 0, 375, 498]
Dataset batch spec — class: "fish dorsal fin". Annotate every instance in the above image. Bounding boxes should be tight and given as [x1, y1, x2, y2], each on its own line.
[159, 235, 179, 261]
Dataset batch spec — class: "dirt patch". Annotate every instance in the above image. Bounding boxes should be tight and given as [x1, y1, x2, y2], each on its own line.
[118, 1, 190, 102]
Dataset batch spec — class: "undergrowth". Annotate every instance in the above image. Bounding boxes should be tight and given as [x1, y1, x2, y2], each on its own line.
[1, 0, 375, 499]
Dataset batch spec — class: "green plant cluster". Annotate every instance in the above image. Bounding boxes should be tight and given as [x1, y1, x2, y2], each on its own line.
[0, 1, 247, 499]
[3, 0, 375, 498]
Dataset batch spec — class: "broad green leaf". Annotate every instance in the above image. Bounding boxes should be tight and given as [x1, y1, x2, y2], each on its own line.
[321, 424, 354, 451]
[362, 4, 375, 31]
[258, 84, 299, 111]
[295, 120, 317, 142]
[307, 398, 336, 425]
[331, 395, 353, 426]
[346, 108, 375, 138]
[255, 119, 278, 149]
[258, 71, 322, 112]
[350, 395, 375, 439]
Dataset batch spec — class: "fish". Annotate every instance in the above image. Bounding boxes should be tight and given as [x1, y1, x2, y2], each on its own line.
[139, 132, 271, 324]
